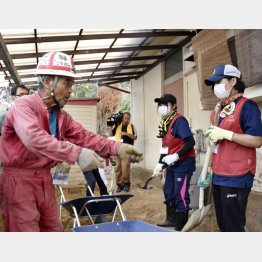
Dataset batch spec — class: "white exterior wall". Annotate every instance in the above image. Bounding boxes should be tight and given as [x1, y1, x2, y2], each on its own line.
[183, 71, 212, 131]
[64, 105, 97, 133]
[62, 104, 98, 185]
[131, 77, 145, 168]
[131, 64, 162, 170]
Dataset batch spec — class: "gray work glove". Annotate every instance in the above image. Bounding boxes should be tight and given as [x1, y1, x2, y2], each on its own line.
[77, 148, 104, 172]
[118, 144, 143, 163]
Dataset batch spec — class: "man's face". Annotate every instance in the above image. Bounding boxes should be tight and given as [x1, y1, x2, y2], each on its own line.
[122, 113, 130, 125]
[13, 87, 29, 101]
[53, 76, 74, 107]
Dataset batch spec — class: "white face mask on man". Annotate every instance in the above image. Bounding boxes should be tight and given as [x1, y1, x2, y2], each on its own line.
[158, 105, 170, 116]
[214, 82, 231, 100]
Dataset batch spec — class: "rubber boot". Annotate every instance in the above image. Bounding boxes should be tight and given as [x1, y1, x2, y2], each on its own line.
[157, 204, 177, 227]
[174, 211, 188, 231]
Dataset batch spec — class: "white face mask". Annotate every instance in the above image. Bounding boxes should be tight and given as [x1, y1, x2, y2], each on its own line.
[158, 105, 170, 116]
[214, 83, 231, 99]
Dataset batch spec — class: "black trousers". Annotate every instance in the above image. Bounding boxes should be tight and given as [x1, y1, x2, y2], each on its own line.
[84, 169, 108, 196]
[213, 184, 251, 232]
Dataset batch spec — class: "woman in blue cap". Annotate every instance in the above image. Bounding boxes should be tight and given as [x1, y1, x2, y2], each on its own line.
[202, 64, 262, 232]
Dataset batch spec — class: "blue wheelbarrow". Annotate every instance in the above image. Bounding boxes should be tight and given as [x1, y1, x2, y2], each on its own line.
[72, 220, 174, 232]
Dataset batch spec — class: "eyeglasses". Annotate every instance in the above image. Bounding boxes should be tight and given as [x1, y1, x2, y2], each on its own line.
[14, 93, 29, 97]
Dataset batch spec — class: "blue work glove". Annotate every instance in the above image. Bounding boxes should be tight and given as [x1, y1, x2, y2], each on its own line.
[197, 169, 212, 189]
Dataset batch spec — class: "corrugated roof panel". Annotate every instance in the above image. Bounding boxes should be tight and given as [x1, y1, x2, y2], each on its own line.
[1, 29, 34, 38]
[120, 69, 141, 73]
[114, 37, 146, 47]
[13, 58, 37, 66]
[105, 51, 133, 58]
[98, 62, 122, 68]
[75, 64, 98, 70]
[17, 69, 37, 75]
[0, 29, 193, 86]
[73, 53, 104, 60]
[82, 29, 120, 35]
[123, 29, 153, 33]
[37, 29, 80, 36]
[92, 71, 115, 76]
[6, 43, 36, 54]
[75, 72, 92, 77]
[93, 70, 115, 75]
[20, 77, 37, 82]
[37, 41, 76, 52]
[77, 39, 114, 50]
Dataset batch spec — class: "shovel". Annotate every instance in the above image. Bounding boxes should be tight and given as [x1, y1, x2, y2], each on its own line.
[137, 164, 167, 190]
[137, 175, 155, 190]
[182, 146, 212, 232]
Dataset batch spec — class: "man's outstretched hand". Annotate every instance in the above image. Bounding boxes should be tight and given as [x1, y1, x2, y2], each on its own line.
[118, 144, 143, 163]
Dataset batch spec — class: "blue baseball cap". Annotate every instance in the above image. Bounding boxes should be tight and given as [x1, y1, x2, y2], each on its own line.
[205, 64, 241, 86]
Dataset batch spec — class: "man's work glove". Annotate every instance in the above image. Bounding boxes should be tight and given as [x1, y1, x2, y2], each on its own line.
[197, 168, 212, 189]
[118, 144, 143, 163]
[205, 126, 233, 144]
[153, 163, 164, 177]
[162, 153, 179, 166]
[77, 148, 104, 172]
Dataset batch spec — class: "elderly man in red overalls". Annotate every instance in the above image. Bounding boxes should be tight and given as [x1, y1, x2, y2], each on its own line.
[0, 51, 143, 232]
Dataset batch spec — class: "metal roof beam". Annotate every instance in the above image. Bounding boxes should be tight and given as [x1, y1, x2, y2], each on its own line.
[99, 78, 132, 85]
[77, 64, 148, 74]
[88, 29, 124, 81]
[72, 29, 83, 58]
[34, 29, 39, 64]
[80, 72, 139, 80]
[74, 55, 163, 64]
[10, 45, 179, 59]
[103, 84, 130, 94]
[5, 65, 145, 80]
[21, 76, 135, 87]
[112, 29, 158, 76]
[0, 55, 163, 71]
[0, 33, 21, 85]
[4, 31, 196, 45]
[5, 64, 148, 80]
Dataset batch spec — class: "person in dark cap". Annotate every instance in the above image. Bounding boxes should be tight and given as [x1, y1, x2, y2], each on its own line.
[154, 93, 196, 231]
[200, 64, 262, 232]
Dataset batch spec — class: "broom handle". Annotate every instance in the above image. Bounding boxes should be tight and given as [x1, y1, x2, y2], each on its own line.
[199, 146, 212, 209]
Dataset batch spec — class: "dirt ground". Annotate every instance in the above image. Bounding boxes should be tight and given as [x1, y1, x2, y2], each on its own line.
[0, 167, 261, 232]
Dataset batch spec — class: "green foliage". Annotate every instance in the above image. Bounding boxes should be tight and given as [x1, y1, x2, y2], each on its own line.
[120, 98, 130, 113]
[119, 81, 131, 113]
[72, 83, 98, 98]
[120, 81, 131, 91]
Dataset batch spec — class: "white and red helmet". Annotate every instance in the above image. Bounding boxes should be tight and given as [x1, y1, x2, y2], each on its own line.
[35, 51, 79, 78]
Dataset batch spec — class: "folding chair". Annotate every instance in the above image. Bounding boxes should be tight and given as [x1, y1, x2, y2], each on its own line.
[58, 185, 133, 228]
